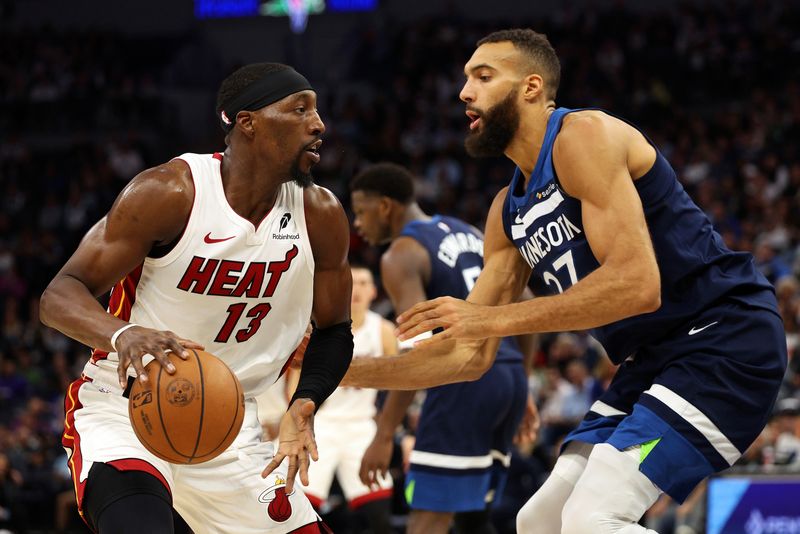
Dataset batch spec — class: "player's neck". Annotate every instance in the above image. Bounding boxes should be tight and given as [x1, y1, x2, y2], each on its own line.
[352, 310, 367, 330]
[504, 105, 556, 185]
[219, 147, 283, 225]
[391, 203, 430, 237]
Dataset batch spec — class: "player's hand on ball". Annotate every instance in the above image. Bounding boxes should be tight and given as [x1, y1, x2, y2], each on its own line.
[263, 398, 318, 494]
[114, 326, 205, 388]
[359, 434, 393, 491]
[395, 297, 495, 346]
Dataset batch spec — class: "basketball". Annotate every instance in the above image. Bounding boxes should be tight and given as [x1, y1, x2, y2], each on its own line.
[128, 349, 245, 464]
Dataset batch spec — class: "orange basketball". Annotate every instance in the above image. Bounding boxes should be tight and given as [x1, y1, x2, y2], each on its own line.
[128, 349, 245, 464]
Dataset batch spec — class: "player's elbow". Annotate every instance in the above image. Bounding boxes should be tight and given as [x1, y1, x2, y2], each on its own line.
[631, 268, 661, 314]
[39, 285, 57, 327]
[461, 344, 493, 381]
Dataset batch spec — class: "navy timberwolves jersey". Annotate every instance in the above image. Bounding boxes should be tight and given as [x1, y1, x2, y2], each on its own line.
[501, 107, 778, 364]
[400, 215, 522, 363]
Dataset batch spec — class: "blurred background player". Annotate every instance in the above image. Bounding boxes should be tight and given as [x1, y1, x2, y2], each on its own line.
[39, 63, 353, 533]
[350, 163, 537, 534]
[287, 265, 396, 533]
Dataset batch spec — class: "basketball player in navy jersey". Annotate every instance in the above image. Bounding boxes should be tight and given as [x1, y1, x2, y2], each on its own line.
[350, 163, 536, 534]
[40, 63, 353, 533]
[344, 30, 787, 533]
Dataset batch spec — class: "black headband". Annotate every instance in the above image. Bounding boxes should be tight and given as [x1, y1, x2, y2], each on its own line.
[218, 68, 313, 132]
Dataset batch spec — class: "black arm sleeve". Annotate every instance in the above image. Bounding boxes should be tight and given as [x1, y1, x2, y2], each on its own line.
[290, 320, 354, 410]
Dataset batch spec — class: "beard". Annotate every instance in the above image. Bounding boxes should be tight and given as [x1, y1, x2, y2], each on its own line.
[290, 150, 314, 188]
[464, 89, 520, 158]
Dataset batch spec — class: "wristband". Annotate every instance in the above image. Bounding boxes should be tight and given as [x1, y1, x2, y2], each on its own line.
[110, 323, 139, 352]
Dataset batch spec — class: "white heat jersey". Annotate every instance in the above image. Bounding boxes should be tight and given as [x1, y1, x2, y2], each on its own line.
[82, 152, 315, 399]
[317, 310, 384, 420]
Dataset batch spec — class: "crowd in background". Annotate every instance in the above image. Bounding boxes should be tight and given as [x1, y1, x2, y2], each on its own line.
[1, 1, 800, 532]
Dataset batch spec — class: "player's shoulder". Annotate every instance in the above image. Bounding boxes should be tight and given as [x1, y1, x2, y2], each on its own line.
[559, 110, 615, 141]
[302, 184, 348, 226]
[302, 184, 349, 263]
[380, 236, 430, 288]
[383, 235, 429, 267]
[556, 110, 631, 154]
[113, 159, 194, 219]
[125, 159, 194, 206]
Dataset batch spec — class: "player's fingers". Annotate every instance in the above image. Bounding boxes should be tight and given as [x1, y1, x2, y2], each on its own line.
[413, 329, 451, 348]
[285, 456, 298, 494]
[130, 354, 149, 385]
[397, 320, 436, 341]
[262, 455, 283, 478]
[176, 337, 204, 356]
[359, 462, 370, 486]
[117, 354, 130, 388]
[151, 347, 176, 374]
[164, 336, 191, 360]
[395, 297, 444, 325]
[298, 452, 310, 486]
[306, 434, 319, 462]
[366, 469, 378, 492]
[395, 308, 436, 337]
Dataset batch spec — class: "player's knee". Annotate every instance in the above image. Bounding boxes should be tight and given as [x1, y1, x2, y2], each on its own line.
[515, 493, 551, 534]
[560, 499, 599, 534]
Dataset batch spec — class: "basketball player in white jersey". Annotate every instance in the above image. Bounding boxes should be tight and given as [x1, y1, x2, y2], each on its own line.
[40, 63, 353, 534]
[293, 265, 396, 533]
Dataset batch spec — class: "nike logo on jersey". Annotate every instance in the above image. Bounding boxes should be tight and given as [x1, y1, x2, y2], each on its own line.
[204, 232, 236, 244]
[688, 321, 718, 335]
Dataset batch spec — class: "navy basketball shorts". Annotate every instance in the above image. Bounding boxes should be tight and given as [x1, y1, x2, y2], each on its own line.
[405, 360, 528, 512]
[565, 298, 787, 502]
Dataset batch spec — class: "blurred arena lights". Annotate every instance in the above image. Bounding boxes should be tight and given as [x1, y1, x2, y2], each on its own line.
[195, 0, 377, 33]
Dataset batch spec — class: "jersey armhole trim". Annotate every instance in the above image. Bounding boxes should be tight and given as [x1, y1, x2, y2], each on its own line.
[296, 186, 316, 278]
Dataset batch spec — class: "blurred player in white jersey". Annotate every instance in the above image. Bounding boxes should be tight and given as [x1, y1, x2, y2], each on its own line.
[291, 265, 396, 533]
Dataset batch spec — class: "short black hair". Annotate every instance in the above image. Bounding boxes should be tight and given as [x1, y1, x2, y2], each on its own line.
[350, 163, 415, 204]
[216, 63, 292, 115]
[477, 29, 561, 99]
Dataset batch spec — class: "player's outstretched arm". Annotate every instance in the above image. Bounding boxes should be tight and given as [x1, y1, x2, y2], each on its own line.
[397, 113, 661, 341]
[343, 188, 532, 389]
[264, 185, 353, 493]
[39, 161, 204, 388]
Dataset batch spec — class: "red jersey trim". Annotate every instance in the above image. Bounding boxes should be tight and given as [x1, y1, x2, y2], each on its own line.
[91, 264, 143, 362]
[288, 520, 330, 533]
[107, 458, 172, 496]
[349, 488, 393, 510]
[304, 492, 324, 509]
[62, 377, 90, 526]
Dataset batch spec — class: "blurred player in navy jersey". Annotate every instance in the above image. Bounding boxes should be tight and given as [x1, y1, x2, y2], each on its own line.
[350, 163, 537, 534]
[344, 30, 787, 534]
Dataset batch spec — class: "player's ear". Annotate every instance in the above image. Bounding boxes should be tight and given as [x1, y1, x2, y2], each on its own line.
[378, 196, 393, 217]
[522, 73, 544, 102]
[236, 111, 256, 138]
